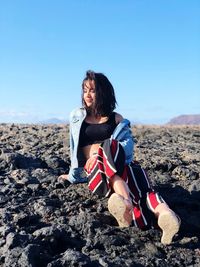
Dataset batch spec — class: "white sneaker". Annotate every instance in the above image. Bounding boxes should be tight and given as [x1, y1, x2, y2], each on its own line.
[158, 210, 181, 245]
[108, 193, 133, 227]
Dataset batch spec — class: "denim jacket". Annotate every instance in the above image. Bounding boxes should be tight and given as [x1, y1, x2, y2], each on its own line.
[68, 107, 134, 183]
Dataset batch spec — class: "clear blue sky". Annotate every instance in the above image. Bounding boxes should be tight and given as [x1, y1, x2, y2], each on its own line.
[0, 0, 199, 124]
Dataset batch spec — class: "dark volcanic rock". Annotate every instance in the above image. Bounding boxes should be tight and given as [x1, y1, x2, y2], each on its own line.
[0, 123, 200, 267]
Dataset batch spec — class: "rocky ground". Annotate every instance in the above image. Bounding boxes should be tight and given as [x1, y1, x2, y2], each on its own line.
[0, 123, 199, 267]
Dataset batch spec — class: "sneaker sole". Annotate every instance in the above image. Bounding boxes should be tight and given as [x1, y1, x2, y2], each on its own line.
[158, 211, 180, 245]
[108, 193, 132, 227]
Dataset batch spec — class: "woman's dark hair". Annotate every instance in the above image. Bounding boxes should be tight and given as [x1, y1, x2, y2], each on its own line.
[82, 70, 117, 116]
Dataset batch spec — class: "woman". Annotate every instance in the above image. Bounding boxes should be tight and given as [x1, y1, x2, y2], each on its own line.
[59, 70, 180, 245]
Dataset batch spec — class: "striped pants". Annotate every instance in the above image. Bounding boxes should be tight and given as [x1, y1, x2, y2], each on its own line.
[85, 139, 165, 229]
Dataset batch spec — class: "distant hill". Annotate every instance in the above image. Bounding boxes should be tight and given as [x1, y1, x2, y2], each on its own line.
[167, 114, 200, 125]
[39, 118, 67, 124]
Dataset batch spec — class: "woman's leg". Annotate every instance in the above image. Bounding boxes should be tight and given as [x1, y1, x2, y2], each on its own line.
[109, 174, 131, 202]
[128, 163, 180, 244]
[86, 139, 134, 227]
[126, 163, 164, 229]
[108, 174, 133, 227]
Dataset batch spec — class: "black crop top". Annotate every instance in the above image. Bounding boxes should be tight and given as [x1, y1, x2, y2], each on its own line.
[79, 112, 117, 147]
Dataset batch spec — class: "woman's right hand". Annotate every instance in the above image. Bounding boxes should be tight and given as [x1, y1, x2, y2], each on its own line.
[85, 155, 97, 171]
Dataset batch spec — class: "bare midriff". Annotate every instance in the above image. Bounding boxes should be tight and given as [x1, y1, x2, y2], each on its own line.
[81, 143, 101, 160]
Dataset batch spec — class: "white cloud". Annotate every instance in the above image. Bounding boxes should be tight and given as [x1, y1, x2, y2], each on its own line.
[0, 109, 39, 123]
[0, 109, 68, 123]
[0, 110, 30, 117]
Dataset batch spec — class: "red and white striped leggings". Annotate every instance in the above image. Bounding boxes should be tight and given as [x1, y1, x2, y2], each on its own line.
[85, 139, 165, 229]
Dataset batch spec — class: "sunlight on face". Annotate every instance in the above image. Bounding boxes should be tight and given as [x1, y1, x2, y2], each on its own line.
[83, 80, 96, 108]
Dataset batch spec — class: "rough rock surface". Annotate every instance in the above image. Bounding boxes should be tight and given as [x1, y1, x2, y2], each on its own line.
[0, 123, 199, 267]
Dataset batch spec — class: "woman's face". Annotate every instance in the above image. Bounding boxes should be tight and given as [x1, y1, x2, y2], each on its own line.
[83, 80, 96, 108]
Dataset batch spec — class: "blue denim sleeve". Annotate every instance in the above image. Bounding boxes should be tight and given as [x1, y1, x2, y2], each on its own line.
[116, 126, 134, 164]
[68, 167, 88, 184]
